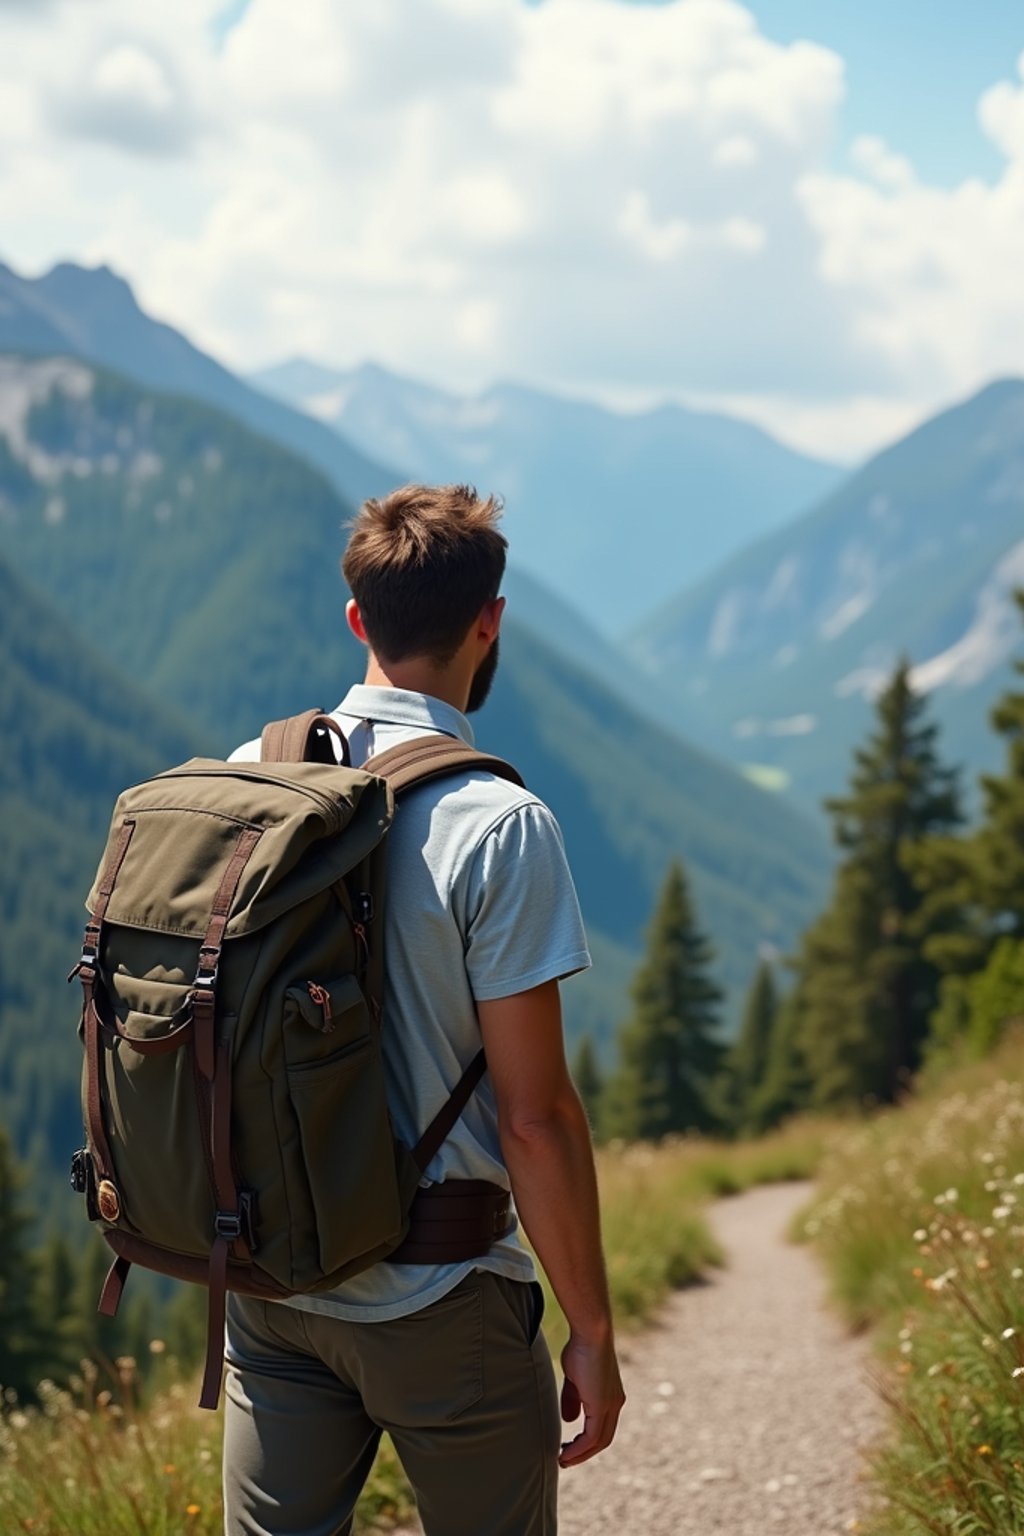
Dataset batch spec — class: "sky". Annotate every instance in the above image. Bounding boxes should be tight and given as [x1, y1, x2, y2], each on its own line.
[2, 0, 1024, 463]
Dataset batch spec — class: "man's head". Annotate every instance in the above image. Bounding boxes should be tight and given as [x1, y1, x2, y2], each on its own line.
[342, 483, 507, 713]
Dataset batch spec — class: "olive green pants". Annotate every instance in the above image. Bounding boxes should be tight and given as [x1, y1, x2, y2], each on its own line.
[223, 1270, 560, 1536]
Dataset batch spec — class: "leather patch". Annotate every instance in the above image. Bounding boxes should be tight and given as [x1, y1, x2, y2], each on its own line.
[97, 1179, 121, 1222]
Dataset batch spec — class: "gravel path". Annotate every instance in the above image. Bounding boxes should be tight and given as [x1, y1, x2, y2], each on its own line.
[391, 1182, 883, 1535]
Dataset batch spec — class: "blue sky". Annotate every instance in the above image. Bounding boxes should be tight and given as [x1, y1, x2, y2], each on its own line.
[4, 0, 1024, 461]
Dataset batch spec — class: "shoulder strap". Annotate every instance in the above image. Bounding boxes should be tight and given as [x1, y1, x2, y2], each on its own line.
[260, 708, 350, 765]
[364, 734, 523, 795]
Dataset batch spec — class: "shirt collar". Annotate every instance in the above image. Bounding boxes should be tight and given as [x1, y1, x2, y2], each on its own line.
[335, 684, 475, 748]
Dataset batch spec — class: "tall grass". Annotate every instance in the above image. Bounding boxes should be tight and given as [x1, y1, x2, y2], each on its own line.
[803, 1035, 1024, 1535]
[1, 1118, 828, 1534]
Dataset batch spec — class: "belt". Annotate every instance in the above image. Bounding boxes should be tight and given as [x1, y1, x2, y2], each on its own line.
[387, 1179, 513, 1265]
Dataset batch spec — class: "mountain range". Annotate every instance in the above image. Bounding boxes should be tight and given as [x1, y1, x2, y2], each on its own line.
[0, 259, 395, 510]
[628, 379, 1024, 805]
[0, 351, 830, 1195]
[252, 357, 842, 635]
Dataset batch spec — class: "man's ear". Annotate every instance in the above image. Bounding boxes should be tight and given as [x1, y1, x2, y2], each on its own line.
[346, 598, 369, 645]
[479, 595, 505, 642]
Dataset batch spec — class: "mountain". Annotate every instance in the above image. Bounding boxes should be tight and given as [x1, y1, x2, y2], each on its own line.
[0, 353, 829, 1071]
[0, 548, 201, 1195]
[250, 358, 843, 635]
[0, 258, 396, 507]
[628, 380, 1024, 806]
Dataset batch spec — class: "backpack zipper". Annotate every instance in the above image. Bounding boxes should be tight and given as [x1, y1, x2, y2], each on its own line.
[306, 982, 334, 1033]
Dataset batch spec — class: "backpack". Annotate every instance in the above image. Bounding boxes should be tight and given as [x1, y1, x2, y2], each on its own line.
[68, 708, 523, 1408]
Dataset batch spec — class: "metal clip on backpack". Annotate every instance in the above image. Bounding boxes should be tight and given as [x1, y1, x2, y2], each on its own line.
[69, 708, 523, 1408]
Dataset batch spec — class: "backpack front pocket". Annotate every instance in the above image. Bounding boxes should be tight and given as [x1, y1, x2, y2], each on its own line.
[286, 1029, 403, 1278]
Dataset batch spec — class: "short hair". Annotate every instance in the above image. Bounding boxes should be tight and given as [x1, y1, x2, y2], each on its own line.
[342, 483, 507, 664]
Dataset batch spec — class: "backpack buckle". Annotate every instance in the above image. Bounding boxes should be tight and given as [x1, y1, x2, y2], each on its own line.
[214, 1210, 242, 1241]
[194, 947, 220, 988]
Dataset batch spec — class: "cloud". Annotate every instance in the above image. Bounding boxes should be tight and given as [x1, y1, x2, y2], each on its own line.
[53, 41, 197, 155]
[0, 2, 1023, 461]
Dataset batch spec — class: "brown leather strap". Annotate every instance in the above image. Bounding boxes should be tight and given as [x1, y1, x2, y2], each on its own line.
[365, 735, 523, 796]
[192, 825, 263, 1082]
[97, 1254, 131, 1318]
[388, 1179, 512, 1265]
[82, 985, 118, 1183]
[200, 1233, 230, 1410]
[412, 1049, 488, 1173]
[260, 709, 350, 765]
[69, 817, 136, 980]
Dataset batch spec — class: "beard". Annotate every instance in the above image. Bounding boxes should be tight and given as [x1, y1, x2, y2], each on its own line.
[466, 635, 500, 714]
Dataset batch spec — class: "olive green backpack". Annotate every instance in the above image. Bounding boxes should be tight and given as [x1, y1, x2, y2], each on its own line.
[69, 709, 522, 1407]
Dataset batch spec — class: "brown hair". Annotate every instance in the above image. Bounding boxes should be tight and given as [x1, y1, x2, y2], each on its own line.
[342, 483, 507, 663]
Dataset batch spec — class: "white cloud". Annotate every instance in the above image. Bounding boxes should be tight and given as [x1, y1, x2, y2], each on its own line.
[0, 2, 1022, 463]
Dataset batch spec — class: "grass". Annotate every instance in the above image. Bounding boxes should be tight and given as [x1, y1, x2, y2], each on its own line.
[801, 1033, 1024, 1535]
[0, 1118, 829, 1534]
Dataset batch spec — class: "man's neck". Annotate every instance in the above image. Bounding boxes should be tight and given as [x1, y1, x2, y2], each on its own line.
[362, 656, 469, 713]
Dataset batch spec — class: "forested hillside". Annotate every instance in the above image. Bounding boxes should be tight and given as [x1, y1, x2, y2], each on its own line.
[0, 354, 828, 1099]
[630, 380, 1024, 805]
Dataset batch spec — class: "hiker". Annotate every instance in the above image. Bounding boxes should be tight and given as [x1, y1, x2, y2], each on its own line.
[223, 484, 625, 1535]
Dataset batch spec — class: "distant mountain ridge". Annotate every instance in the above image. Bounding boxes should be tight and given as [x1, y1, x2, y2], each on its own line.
[251, 356, 842, 635]
[628, 378, 1024, 803]
[0, 352, 829, 1064]
[0, 258, 397, 508]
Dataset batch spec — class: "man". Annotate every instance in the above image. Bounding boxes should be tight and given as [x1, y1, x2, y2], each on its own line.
[224, 484, 625, 1535]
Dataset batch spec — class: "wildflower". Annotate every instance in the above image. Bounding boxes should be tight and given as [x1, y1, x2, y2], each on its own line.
[1002, 1327, 1016, 1339]
[186, 1505, 201, 1518]
[913, 1229, 928, 1243]
[978, 1257, 992, 1271]
[1013, 1367, 1024, 1379]
[1013, 1269, 1023, 1280]
[993, 1206, 1012, 1220]
[149, 1339, 167, 1355]
[164, 1464, 177, 1475]
[945, 1188, 959, 1203]
[978, 1445, 994, 1456]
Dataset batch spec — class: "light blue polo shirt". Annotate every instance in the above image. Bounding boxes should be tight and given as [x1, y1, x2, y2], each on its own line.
[227, 684, 591, 1321]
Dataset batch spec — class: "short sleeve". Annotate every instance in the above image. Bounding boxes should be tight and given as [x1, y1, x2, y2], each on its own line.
[462, 801, 591, 1002]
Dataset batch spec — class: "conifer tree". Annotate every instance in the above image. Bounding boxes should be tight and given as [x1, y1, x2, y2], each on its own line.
[793, 660, 961, 1104]
[0, 1130, 45, 1400]
[748, 990, 812, 1132]
[571, 1034, 604, 1136]
[722, 959, 778, 1132]
[33, 1231, 80, 1384]
[915, 592, 1024, 1052]
[604, 861, 723, 1140]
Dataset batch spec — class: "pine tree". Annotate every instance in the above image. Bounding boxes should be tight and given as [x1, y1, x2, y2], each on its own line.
[722, 959, 778, 1132]
[0, 1130, 45, 1400]
[794, 661, 962, 1105]
[33, 1231, 81, 1385]
[748, 990, 812, 1132]
[915, 593, 1024, 1055]
[604, 861, 724, 1140]
[571, 1034, 604, 1136]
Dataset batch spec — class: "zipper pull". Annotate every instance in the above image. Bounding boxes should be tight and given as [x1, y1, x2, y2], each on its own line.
[306, 982, 334, 1033]
[353, 923, 369, 972]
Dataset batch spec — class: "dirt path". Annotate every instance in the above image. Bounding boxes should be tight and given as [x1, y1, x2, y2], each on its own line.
[392, 1182, 883, 1535]
[558, 1182, 882, 1535]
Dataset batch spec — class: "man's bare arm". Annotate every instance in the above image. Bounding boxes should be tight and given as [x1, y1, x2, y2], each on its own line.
[477, 979, 625, 1468]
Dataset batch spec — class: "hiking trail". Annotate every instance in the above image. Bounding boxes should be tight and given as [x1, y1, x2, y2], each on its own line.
[393, 1181, 883, 1535]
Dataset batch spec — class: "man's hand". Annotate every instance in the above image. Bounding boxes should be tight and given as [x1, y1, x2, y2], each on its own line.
[558, 1330, 626, 1468]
